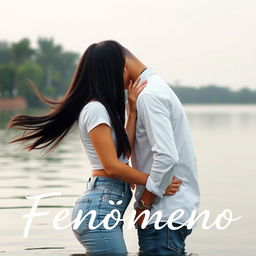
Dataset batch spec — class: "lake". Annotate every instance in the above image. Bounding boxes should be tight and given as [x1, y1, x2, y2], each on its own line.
[0, 104, 256, 256]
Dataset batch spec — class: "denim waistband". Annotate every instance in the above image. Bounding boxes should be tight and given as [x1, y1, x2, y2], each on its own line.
[86, 176, 130, 194]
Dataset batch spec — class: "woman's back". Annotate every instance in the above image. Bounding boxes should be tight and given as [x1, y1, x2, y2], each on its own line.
[78, 100, 129, 170]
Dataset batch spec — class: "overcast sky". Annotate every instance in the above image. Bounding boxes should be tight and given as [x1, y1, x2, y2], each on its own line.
[1, 0, 255, 89]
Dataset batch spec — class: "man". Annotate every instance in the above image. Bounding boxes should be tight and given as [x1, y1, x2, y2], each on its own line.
[123, 47, 200, 256]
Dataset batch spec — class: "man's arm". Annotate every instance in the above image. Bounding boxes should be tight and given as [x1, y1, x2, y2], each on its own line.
[137, 93, 179, 202]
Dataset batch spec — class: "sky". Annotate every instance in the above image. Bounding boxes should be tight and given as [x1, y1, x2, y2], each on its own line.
[0, 0, 255, 90]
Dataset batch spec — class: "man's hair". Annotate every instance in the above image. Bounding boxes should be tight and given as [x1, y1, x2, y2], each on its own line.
[123, 46, 136, 59]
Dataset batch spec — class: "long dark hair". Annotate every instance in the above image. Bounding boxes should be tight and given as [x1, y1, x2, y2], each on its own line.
[7, 40, 131, 158]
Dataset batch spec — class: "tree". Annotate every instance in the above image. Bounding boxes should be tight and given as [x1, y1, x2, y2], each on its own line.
[11, 38, 35, 97]
[0, 64, 15, 98]
[236, 88, 256, 103]
[17, 61, 44, 107]
[53, 51, 79, 96]
[0, 41, 12, 65]
[0, 37, 79, 106]
[36, 37, 62, 90]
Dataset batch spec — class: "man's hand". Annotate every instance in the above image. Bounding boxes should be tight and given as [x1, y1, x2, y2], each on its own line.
[135, 207, 146, 227]
[134, 176, 182, 227]
[164, 176, 182, 195]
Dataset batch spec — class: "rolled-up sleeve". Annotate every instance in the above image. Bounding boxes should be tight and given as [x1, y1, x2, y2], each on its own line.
[137, 93, 179, 198]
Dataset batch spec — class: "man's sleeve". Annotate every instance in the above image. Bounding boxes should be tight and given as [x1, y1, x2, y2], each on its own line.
[137, 93, 179, 198]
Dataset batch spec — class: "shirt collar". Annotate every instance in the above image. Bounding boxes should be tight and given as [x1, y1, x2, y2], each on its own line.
[138, 67, 156, 81]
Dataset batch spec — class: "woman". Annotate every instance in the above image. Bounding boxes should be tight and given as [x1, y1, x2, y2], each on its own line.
[7, 40, 181, 255]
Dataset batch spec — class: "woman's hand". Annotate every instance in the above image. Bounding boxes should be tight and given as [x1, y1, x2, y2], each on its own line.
[130, 183, 135, 190]
[164, 176, 182, 196]
[125, 77, 147, 159]
[128, 77, 147, 114]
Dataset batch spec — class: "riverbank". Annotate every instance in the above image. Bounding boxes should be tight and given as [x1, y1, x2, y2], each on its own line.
[0, 97, 27, 111]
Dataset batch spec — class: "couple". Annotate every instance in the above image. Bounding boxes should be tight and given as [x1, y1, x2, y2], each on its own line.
[7, 40, 200, 256]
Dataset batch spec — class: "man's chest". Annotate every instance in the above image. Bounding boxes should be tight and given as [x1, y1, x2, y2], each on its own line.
[135, 115, 146, 141]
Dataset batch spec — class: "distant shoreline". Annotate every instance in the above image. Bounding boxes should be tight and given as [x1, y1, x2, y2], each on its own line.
[0, 96, 256, 113]
[171, 85, 256, 105]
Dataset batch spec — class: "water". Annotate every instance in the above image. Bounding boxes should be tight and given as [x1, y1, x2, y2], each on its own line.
[1, 104, 256, 256]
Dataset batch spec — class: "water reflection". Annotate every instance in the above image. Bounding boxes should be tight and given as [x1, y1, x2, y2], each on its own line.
[0, 105, 256, 256]
[25, 247, 65, 250]
[185, 104, 256, 131]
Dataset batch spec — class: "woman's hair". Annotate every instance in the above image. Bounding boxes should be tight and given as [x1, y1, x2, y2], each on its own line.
[7, 40, 131, 158]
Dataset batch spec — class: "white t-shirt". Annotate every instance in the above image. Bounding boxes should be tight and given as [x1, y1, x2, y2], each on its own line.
[78, 100, 129, 170]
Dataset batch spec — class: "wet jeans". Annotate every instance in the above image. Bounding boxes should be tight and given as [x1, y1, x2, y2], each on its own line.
[137, 222, 193, 256]
[71, 176, 132, 256]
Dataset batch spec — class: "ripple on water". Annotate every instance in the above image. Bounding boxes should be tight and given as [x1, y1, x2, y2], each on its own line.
[1, 106, 256, 256]
[25, 247, 65, 250]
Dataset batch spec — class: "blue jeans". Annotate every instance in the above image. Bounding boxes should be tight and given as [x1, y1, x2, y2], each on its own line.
[71, 176, 132, 256]
[137, 222, 193, 256]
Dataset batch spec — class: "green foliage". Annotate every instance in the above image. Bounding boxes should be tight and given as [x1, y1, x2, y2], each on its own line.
[0, 37, 255, 106]
[0, 37, 79, 106]
[0, 63, 15, 98]
[171, 84, 256, 104]
[0, 41, 12, 65]
[17, 61, 44, 107]
[11, 38, 34, 65]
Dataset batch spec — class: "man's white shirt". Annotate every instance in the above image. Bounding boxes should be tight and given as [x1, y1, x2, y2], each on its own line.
[130, 67, 200, 226]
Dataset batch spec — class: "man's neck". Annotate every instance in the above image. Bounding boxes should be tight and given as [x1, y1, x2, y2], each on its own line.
[131, 65, 147, 82]
[139, 67, 148, 76]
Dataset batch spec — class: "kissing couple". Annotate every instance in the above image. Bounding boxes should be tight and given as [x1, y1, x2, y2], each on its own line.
[8, 40, 200, 256]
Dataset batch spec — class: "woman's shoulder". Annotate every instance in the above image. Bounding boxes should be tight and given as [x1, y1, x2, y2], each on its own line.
[81, 100, 107, 115]
[84, 99, 104, 108]
[79, 100, 111, 131]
